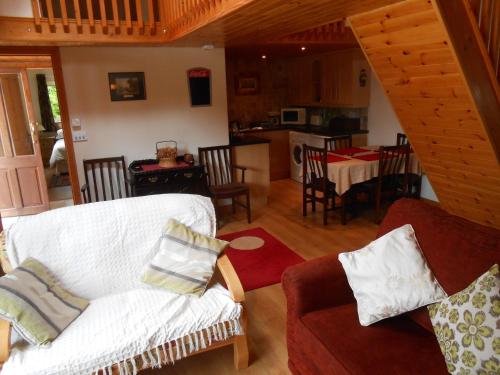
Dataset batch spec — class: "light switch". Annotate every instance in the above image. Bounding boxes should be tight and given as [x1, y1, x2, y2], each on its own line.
[71, 118, 81, 131]
[72, 130, 88, 142]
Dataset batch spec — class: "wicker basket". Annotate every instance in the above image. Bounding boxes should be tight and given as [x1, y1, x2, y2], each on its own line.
[156, 141, 177, 168]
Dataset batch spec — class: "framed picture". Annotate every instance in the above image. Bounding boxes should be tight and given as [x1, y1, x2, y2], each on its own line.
[235, 73, 259, 95]
[187, 68, 212, 107]
[108, 72, 146, 101]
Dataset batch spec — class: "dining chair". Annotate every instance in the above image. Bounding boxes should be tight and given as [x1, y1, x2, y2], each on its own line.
[302, 144, 342, 225]
[324, 134, 352, 152]
[81, 156, 130, 203]
[354, 144, 410, 223]
[395, 133, 422, 199]
[198, 145, 251, 224]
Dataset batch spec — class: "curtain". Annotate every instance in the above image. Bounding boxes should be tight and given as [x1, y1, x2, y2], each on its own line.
[36, 74, 56, 132]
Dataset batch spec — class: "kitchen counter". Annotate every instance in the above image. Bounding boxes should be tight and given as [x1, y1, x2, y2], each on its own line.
[230, 135, 271, 147]
[237, 125, 368, 137]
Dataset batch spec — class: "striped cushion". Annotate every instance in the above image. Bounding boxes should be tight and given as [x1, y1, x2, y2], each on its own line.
[0, 257, 89, 346]
[142, 219, 229, 297]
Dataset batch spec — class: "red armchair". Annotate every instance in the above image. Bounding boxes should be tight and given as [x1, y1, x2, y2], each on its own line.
[282, 199, 500, 375]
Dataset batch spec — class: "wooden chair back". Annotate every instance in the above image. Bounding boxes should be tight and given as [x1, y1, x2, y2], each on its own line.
[377, 144, 410, 191]
[324, 135, 352, 152]
[82, 156, 129, 203]
[303, 144, 328, 184]
[198, 145, 233, 187]
[396, 133, 408, 146]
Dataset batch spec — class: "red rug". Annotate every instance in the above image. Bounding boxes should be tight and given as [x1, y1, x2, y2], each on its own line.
[218, 227, 305, 291]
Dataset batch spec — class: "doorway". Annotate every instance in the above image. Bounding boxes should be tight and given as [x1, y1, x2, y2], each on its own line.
[0, 48, 80, 218]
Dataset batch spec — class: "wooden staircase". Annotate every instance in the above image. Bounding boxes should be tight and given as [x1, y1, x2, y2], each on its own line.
[349, 0, 500, 229]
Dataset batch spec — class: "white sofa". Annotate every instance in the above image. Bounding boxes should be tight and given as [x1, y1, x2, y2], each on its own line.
[0, 194, 248, 375]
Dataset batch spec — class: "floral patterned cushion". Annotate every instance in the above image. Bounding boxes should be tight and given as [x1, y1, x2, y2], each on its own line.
[428, 264, 499, 375]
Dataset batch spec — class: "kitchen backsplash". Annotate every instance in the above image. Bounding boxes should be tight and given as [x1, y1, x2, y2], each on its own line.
[306, 107, 368, 130]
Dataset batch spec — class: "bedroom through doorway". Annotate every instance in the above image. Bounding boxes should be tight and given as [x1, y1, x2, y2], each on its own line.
[27, 67, 72, 209]
[0, 49, 79, 218]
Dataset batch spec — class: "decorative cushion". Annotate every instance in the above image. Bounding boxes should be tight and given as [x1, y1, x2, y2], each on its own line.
[428, 264, 499, 375]
[338, 224, 447, 326]
[0, 257, 89, 346]
[142, 219, 229, 296]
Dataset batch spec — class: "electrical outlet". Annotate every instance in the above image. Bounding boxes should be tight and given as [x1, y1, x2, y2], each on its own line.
[72, 130, 88, 142]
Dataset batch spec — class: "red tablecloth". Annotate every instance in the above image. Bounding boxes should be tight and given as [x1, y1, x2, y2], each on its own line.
[141, 161, 191, 171]
[353, 153, 380, 162]
[310, 154, 350, 163]
[334, 147, 370, 155]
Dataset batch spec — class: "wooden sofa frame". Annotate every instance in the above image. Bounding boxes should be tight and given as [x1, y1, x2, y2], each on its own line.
[0, 224, 249, 373]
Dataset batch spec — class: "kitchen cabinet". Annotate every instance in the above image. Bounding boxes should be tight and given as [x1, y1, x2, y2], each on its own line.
[250, 130, 290, 180]
[287, 49, 370, 108]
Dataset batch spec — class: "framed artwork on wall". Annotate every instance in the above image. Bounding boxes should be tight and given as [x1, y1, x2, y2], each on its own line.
[187, 68, 212, 107]
[108, 72, 146, 101]
[235, 73, 259, 95]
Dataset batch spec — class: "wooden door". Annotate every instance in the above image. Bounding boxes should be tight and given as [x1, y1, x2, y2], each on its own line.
[0, 69, 49, 217]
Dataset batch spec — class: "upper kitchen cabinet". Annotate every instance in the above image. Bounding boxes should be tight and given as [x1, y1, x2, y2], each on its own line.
[288, 49, 370, 108]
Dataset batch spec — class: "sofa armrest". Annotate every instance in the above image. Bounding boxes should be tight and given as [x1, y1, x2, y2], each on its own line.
[0, 319, 10, 365]
[282, 253, 354, 318]
[216, 255, 245, 304]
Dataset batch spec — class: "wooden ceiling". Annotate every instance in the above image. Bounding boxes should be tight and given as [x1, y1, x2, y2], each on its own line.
[171, 0, 405, 46]
[0, 0, 404, 46]
[350, 0, 500, 229]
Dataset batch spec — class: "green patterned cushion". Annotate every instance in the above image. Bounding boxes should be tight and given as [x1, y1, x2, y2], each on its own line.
[141, 219, 229, 297]
[0, 257, 89, 346]
[428, 264, 499, 375]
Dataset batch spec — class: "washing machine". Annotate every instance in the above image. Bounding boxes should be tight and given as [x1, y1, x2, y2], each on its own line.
[289, 132, 332, 183]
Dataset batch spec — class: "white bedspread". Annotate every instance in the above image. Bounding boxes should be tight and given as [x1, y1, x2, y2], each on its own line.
[3, 194, 242, 374]
[2, 285, 242, 375]
[6, 194, 216, 300]
[49, 138, 66, 168]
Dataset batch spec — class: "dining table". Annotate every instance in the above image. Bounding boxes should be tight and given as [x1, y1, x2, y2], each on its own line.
[320, 145, 421, 225]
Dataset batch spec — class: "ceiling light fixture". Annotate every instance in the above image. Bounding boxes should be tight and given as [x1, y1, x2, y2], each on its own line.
[202, 43, 215, 50]
[301, 46, 306, 51]
[261, 55, 267, 59]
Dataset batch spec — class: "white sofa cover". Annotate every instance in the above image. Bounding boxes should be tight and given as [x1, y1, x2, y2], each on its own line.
[2, 194, 242, 375]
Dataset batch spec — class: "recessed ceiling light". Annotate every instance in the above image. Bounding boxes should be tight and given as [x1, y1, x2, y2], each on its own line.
[301, 46, 306, 51]
[261, 55, 267, 59]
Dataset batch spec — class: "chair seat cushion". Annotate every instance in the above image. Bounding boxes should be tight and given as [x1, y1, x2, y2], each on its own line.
[295, 304, 447, 375]
[2, 284, 242, 375]
[210, 183, 249, 197]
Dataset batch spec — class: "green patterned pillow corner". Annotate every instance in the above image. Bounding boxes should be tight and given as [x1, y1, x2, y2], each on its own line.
[428, 264, 499, 375]
[141, 219, 229, 297]
[0, 257, 89, 346]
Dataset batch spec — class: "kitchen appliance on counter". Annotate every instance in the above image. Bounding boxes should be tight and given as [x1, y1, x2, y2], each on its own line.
[310, 114, 323, 126]
[281, 108, 307, 125]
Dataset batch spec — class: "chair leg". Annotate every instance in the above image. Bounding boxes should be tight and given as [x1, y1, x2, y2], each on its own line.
[341, 194, 347, 225]
[323, 192, 328, 225]
[311, 187, 316, 212]
[246, 192, 251, 224]
[233, 319, 249, 370]
[303, 185, 307, 217]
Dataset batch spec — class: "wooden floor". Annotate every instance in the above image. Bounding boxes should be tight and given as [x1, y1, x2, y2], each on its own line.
[143, 179, 379, 375]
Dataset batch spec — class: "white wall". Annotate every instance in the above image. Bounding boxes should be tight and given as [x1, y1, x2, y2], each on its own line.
[367, 78, 438, 201]
[0, 0, 32, 17]
[60, 46, 229, 185]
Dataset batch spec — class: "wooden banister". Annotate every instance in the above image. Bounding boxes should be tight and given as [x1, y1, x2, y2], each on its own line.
[467, 0, 500, 83]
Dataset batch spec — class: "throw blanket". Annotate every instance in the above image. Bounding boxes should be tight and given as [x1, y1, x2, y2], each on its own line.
[2, 285, 242, 375]
[5, 194, 216, 300]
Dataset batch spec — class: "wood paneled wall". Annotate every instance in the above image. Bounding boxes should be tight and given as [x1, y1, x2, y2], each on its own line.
[226, 57, 288, 126]
[349, 0, 500, 229]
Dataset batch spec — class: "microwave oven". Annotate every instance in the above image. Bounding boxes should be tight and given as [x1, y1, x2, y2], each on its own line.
[281, 108, 307, 125]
